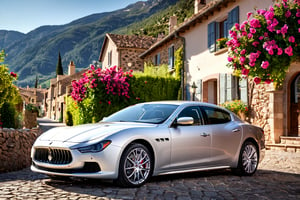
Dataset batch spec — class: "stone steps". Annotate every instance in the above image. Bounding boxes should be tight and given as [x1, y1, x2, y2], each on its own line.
[266, 136, 300, 152]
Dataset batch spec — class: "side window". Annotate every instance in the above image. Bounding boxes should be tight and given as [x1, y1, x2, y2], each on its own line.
[177, 106, 202, 125]
[201, 106, 231, 124]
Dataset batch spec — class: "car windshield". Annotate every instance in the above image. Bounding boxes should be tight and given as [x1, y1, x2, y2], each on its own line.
[102, 103, 178, 124]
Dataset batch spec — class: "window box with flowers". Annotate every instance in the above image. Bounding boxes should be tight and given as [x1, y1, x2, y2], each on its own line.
[221, 100, 248, 120]
[216, 38, 228, 50]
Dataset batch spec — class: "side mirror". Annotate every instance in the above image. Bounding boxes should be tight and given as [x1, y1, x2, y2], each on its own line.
[176, 117, 194, 125]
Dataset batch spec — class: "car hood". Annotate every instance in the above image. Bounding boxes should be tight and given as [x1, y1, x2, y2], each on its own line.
[38, 122, 156, 143]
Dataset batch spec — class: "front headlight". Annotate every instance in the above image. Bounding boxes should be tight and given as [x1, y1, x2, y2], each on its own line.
[75, 140, 111, 153]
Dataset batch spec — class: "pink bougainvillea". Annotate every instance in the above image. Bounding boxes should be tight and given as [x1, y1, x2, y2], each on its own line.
[71, 65, 133, 102]
[227, 0, 300, 87]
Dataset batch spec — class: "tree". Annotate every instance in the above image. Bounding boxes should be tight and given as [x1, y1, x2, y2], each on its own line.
[34, 75, 38, 88]
[226, 0, 300, 88]
[56, 52, 63, 76]
[0, 50, 18, 109]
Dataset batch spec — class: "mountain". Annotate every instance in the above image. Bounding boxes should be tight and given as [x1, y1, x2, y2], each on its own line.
[0, 0, 188, 87]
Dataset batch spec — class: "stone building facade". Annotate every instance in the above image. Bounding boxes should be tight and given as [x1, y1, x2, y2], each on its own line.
[45, 61, 88, 121]
[99, 33, 157, 71]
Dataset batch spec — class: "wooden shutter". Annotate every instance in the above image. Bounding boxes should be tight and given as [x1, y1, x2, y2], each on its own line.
[196, 79, 202, 101]
[207, 22, 216, 52]
[186, 84, 191, 100]
[239, 78, 248, 104]
[227, 6, 239, 33]
[219, 73, 227, 104]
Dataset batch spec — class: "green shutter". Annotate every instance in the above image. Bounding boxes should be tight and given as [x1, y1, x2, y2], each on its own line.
[239, 78, 248, 104]
[208, 22, 216, 52]
[219, 73, 227, 104]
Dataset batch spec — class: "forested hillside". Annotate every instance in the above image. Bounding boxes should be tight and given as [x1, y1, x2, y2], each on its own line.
[0, 0, 194, 87]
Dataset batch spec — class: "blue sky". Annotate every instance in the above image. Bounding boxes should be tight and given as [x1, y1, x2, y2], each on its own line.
[0, 0, 143, 33]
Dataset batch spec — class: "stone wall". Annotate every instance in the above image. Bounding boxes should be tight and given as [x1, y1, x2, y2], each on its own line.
[250, 83, 272, 144]
[0, 128, 41, 173]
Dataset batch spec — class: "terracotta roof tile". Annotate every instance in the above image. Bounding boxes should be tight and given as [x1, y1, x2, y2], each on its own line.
[107, 33, 157, 49]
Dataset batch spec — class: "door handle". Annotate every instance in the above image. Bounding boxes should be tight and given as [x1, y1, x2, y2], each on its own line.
[232, 129, 240, 133]
[201, 132, 210, 137]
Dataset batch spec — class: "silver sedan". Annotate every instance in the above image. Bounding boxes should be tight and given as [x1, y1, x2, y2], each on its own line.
[31, 101, 265, 187]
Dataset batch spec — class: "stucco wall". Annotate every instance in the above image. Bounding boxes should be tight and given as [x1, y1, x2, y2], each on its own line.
[183, 0, 273, 103]
[0, 128, 41, 173]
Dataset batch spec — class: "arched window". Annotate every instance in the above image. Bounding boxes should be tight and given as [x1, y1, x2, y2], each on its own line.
[294, 75, 300, 103]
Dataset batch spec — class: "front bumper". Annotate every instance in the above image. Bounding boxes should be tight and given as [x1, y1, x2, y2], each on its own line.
[31, 143, 121, 179]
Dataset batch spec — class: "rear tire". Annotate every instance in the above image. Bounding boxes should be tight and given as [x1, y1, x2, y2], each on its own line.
[232, 141, 258, 176]
[116, 143, 153, 187]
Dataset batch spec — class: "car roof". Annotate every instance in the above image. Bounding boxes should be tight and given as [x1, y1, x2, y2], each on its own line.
[140, 100, 220, 107]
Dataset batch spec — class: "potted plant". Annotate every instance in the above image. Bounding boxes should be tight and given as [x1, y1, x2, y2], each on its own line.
[221, 100, 248, 120]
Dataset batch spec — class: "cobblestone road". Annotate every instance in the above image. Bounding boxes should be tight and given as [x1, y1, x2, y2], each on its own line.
[0, 150, 299, 200]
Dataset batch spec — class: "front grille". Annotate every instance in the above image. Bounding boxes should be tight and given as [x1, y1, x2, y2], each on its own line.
[32, 162, 101, 173]
[34, 148, 72, 164]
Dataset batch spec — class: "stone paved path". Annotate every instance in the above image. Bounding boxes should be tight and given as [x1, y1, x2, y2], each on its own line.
[0, 150, 299, 200]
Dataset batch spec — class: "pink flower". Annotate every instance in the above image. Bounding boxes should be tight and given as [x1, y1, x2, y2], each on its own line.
[234, 23, 240, 30]
[247, 12, 252, 19]
[281, 24, 288, 35]
[240, 56, 246, 64]
[108, 101, 111, 105]
[252, 41, 259, 47]
[276, 30, 281, 34]
[250, 18, 261, 28]
[261, 61, 269, 69]
[268, 49, 274, 55]
[259, 36, 264, 40]
[240, 49, 246, 55]
[277, 48, 283, 55]
[250, 28, 256, 34]
[254, 77, 261, 84]
[249, 61, 256, 67]
[284, 46, 293, 56]
[285, 10, 291, 18]
[289, 36, 295, 43]
[264, 11, 274, 20]
[227, 57, 234, 62]
[248, 33, 253, 39]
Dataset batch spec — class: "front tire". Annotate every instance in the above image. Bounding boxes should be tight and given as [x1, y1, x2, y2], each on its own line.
[116, 143, 153, 187]
[233, 141, 258, 176]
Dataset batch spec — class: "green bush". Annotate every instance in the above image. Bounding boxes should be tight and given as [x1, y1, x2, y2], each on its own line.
[0, 102, 16, 128]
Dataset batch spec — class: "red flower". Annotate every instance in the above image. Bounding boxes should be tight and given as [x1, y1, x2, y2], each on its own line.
[144, 81, 147, 84]
[108, 101, 111, 105]
[10, 72, 17, 78]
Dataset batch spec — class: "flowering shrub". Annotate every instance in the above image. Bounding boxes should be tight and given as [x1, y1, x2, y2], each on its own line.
[71, 65, 132, 102]
[221, 100, 248, 116]
[67, 65, 180, 125]
[227, 0, 300, 88]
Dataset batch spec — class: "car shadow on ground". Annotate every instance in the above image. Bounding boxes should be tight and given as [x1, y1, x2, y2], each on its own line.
[41, 169, 300, 199]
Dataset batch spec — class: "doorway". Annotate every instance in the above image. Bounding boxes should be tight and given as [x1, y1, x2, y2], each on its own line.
[290, 73, 300, 136]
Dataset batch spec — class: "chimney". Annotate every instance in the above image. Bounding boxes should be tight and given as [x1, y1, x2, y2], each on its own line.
[195, 0, 206, 14]
[169, 16, 177, 33]
[68, 61, 76, 76]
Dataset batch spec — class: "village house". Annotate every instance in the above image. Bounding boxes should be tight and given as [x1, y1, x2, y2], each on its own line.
[45, 61, 88, 121]
[99, 33, 157, 71]
[19, 86, 47, 115]
[140, 0, 300, 150]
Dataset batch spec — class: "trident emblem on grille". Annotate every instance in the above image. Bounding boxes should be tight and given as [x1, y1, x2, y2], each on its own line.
[48, 148, 53, 162]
